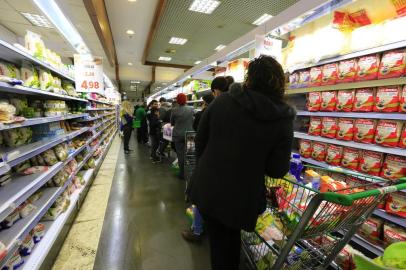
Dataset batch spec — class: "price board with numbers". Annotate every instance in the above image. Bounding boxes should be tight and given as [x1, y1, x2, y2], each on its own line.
[74, 54, 104, 94]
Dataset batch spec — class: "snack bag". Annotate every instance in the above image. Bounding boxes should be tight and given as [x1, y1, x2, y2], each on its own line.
[321, 117, 338, 138]
[311, 142, 327, 161]
[399, 124, 406, 148]
[358, 150, 383, 176]
[299, 139, 312, 158]
[336, 90, 354, 111]
[354, 119, 376, 144]
[374, 86, 401, 112]
[306, 92, 321, 111]
[359, 217, 383, 242]
[320, 91, 337, 111]
[353, 88, 375, 112]
[309, 66, 322, 87]
[341, 147, 360, 170]
[336, 118, 354, 141]
[321, 63, 338, 85]
[337, 59, 357, 83]
[400, 85, 406, 113]
[381, 155, 406, 180]
[386, 193, 406, 219]
[356, 54, 380, 81]
[325, 144, 343, 165]
[298, 70, 310, 88]
[378, 50, 406, 79]
[289, 72, 299, 89]
[308, 117, 322, 136]
[383, 223, 406, 247]
[374, 120, 402, 147]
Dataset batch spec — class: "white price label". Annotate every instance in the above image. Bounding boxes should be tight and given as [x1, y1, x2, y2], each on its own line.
[74, 54, 104, 94]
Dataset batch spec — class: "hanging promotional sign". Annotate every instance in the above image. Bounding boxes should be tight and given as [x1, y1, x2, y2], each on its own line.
[74, 54, 104, 94]
[255, 34, 282, 62]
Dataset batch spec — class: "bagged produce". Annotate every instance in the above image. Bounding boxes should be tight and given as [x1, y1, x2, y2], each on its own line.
[308, 117, 322, 136]
[374, 120, 402, 147]
[18, 202, 36, 218]
[325, 144, 343, 166]
[354, 118, 376, 144]
[381, 155, 406, 180]
[306, 92, 322, 111]
[20, 61, 40, 88]
[0, 62, 19, 79]
[0, 103, 16, 122]
[321, 117, 338, 138]
[0, 241, 6, 261]
[22, 166, 48, 175]
[358, 150, 383, 176]
[383, 223, 406, 247]
[54, 144, 68, 161]
[320, 91, 337, 111]
[10, 98, 28, 116]
[336, 118, 354, 141]
[14, 161, 31, 173]
[353, 88, 375, 112]
[386, 192, 406, 219]
[378, 50, 406, 79]
[359, 217, 383, 243]
[321, 63, 338, 85]
[36, 154, 46, 166]
[341, 147, 360, 171]
[28, 191, 43, 203]
[309, 66, 322, 87]
[41, 149, 59, 166]
[31, 223, 45, 243]
[356, 54, 380, 81]
[337, 59, 357, 83]
[25, 31, 45, 59]
[62, 81, 77, 96]
[52, 169, 69, 187]
[374, 86, 401, 112]
[336, 90, 354, 112]
[311, 142, 327, 161]
[20, 234, 35, 256]
[39, 69, 53, 91]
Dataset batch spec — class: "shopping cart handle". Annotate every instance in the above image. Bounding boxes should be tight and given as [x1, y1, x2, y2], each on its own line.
[322, 192, 354, 206]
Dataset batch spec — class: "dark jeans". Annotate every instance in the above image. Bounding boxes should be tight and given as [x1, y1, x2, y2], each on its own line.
[137, 120, 148, 144]
[174, 139, 185, 178]
[158, 137, 169, 154]
[123, 125, 132, 151]
[150, 134, 159, 159]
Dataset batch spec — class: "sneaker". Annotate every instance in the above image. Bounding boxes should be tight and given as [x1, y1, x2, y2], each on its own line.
[181, 229, 202, 243]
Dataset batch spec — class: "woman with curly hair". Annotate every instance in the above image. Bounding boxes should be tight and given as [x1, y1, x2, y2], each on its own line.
[121, 100, 134, 154]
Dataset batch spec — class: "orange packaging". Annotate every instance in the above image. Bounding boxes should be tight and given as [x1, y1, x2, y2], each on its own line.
[299, 139, 312, 158]
[325, 145, 343, 166]
[309, 66, 322, 87]
[400, 86, 406, 113]
[399, 124, 406, 148]
[308, 117, 322, 136]
[337, 59, 357, 83]
[321, 63, 338, 85]
[356, 54, 380, 81]
[374, 86, 401, 112]
[337, 118, 355, 141]
[354, 119, 376, 144]
[298, 70, 310, 88]
[311, 142, 327, 161]
[341, 147, 360, 170]
[320, 176, 349, 193]
[336, 90, 355, 112]
[307, 92, 322, 111]
[321, 117, 338, 138]
[378, 50, 406, 79]
[381, 155, 406, 180]
[320, 91, 337, 111]
[353, 88, 375, 112]
[386, 193, 406, 219]
[358, 150, 383, 176]
[374, 120, 402, 147]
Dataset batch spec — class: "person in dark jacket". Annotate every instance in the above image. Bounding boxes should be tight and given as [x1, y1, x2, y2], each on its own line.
[191, 55, 296, 270]
[225, 75, 234, 90]
[147, 107, 162, 163]
[121, 101, 134, 154]
[211, 76, 228, 97]
[193, 93, 215, 131]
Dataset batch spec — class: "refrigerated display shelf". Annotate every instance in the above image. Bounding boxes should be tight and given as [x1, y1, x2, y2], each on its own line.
[75, 114, 104, 122]
[87, 98, 113, 105]
[347, 233, 384, 257]
[373, 209, 406, 228]
[296, 111, 406, 120]
[85, 107, 114, 111]
[294, 132, 406, 156]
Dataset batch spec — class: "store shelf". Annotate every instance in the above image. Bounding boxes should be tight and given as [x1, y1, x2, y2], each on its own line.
[0, 82, 86, 102]
[87, 98, 113, 105]
[294, 132, 406, 156]
[0, 40, 74, 81]
[286, 77, 406, 95]
[373, 209, 406, 228]
[296, 111, 406, 120]
[75, 114, 103, 122]
[349, 233, 384, 257]
[85, 107, 114, 111]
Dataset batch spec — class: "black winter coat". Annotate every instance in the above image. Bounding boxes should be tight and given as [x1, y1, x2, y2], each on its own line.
[190, 83, 296, 231]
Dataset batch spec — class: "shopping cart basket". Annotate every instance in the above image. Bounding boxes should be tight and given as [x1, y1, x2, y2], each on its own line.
[241, 165, 406, 270]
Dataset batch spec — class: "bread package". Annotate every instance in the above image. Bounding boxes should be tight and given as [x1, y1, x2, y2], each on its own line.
[353, 88, 375, 112]
[320, 91, 337, 111]
[341, 147, 360, 170]
[358, 150, 383, 176]
[337, 59, 357, 83]
[356, 54, 380, 81]
[325, 144, 343, 166]
[307, 92, 322, 111]
[321, 117, 338, 138]
[381, 155, 406, 180]
[336, 90, 355, 112]
[337, 118, 354, 141]
[378, 50, 406, 79]
[374, 86, 401, 112]
[374, 120, 402, 147]
[354, 119, 376, 144]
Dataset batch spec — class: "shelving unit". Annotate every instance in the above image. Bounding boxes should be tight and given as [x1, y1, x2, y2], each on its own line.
[85, 107, 115, 111]
[296, 111, 406, 120]
[87, 97, 113, 105]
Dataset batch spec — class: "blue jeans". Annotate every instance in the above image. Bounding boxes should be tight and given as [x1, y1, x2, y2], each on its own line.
[192, 207, 203, 235]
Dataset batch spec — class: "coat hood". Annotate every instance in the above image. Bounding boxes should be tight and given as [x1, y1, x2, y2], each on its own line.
[229, 83, 296, 121]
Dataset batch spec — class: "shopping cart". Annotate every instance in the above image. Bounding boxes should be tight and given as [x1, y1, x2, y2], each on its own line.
[241, 165, 406, 270]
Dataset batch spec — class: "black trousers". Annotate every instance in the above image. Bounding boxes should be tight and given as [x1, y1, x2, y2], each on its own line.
[205, 216, 241, 270]
[150, 134, 159, 159]
[123, 125, 132, 151]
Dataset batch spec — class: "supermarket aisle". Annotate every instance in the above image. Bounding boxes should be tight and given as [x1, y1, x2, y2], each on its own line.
[93, 138, 211, 270]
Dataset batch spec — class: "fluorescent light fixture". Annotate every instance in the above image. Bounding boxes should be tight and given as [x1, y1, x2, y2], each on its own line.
[189, 0, 220, 14]
[131, 81, 140, 84]
[215, 44, 226, 51]
[128, 0, 137, 2]
[128, 62, 133, 66]
[194, 60, 202, 65]
[169, 37, 188, 45]
[159, 56, 172, 61]
[21, 12, 54, 28]
[126, 29, 135, 35]
[252, 13, 273, 26]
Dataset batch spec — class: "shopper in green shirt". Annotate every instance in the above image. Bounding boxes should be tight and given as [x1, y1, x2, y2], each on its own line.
[135, 103, 148, 144]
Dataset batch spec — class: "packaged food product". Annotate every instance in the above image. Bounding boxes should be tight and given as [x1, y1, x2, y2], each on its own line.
[309, 66, 322, 87]
[336, 90, 354, 111]
[378, 50, 406, 79]
[304, 170, 320, 185]
[341, 147, 360, 170]
[354, 119, 376, 144]
[321, 63, 338, 85]
[383, 223, 406, 247]
[20, 61, 40, 88]
[311, 142, 327, 161]
[39, 69, 53, 91]
[2, 250, 24, 270]
[299, 140, 312, 158]
[359, 217, 383, 242]
[356, 54, 380, 81]
[41, 149, 59, 166]
[381, 155, 406, 180]
[289, 72, 299, 88]
[36, 154, 46, 166]
[0, 103, 17, 123]
[54, 144, 68, 161]
[10, 98, 28, 116]
[1, 209, 20, 228]
[308, 117, 322, 136]
[20, 234, 35, 256]
[320, 175, 348, 193]
[298, 70, 310, 88]
[358, 150, 383, 176]
[28, 191, 43, 203]
[25, 31, 45, 59]
[386, 192, 406, 218]
[52, 169, 69, 187]
[400, 85, 406, 113]
[22, 166, 48, 175]
[31, 223, 45, 243]
[374, 120, 402, 147]
[0, 173, 12, 186]
[335, 244, 354, 270]
[353, 88, 375, 112]
[399, 124, 406, 148]
[325, 144, 343, 166]
[0, 241, 6, 261]
[320, 91, 337, 111]
[337, 59, 357, 83]
[306, 92, 322, 111]
[336, 118, 354, 141]
[374, 86, 401, 112]
[321, 117, 338, 138]
[14, 161, 31, 174]
[18, 202, 36, 218]
[0, 62, 19, 79]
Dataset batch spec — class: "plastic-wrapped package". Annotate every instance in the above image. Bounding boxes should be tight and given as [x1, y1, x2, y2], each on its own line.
[321, 117, 338, 138]
[320, 91, 337, 111]
[2, 250, 24, 270]
[311, 142, 327, 161]
[14, 161, 31, 173]
[1, 209, 20, 229]
[0, 103, 17, 123]
[354, 118, 377, 144]
[359, 217, 383, 243]
[341, 147, 360, 171]
[28, 191, 43, 203]
[400, 86, 406, 113]
[383, 223, 406, 247]
[336, 118, 354, 141]
[0, 62, 20, 79]
[374, 120, 403, 147]
[9, 98, 28, 116]
[62, 81, 77, 96]
[18, 202, 36, 218]
[358, 150, 383, 176]
[54, 144, 68, 161]
[84, 158, 96, 170]
[25, 31, 45, 59]
[356, 54, 380, 81]
[378, 50, 406, 79]
[41, 149, 59, 166]
[30, 157, 39, 166]
[374, 86, 401, 112]
[22, 166, 48, 175]
[306, 92, 322, 111]
[31, 223, 45, 243]
[52, 169, 69, 187]
[0, 241, 6, 261]
[308, 117, 322, 136]
[399, 125, 406, 148]
[381, 155, 406, 180]
[0, 173, 12, 186]
[36, 154, 46, 166]
[20, 61, 40, 88]
[325, 145, 343, 166]
[42, 194, 70, 221]
[39, 69, 53, 91]
[20, 234, 35, 256]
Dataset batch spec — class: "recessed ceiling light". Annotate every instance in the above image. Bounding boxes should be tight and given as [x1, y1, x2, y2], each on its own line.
[214, 44, 226, 51]
[194, 60, 202, 65]
[126, 29, 135, 35]
[128, 0, 136, 2]
[159, 56, 172, 61]
[131, 81, 140, 84]
[252, 13, 273, 25]
[169, 37, 188, 45]
[21, 12, 53, 28]
[128, 62, 133, 66]
[189, 0, 220, 14]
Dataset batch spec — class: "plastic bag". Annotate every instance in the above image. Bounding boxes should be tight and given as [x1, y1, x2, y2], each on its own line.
[41, 149, 58, 166]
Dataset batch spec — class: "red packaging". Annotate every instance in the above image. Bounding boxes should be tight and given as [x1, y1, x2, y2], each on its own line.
[400, 86, 406, 113]
[341, 147, 360, 170]
[336, 118, 354, 141]
[321, 63, 338, 85]
[378, 50, 406, 79]
[374, 120, 402, 147]
[320, 91, 337, 111]
[354, 119, 376, 144]
[309, 66, 322, 87]
[374, 86, 401, 112]
[356, 54, 380, 81]
[383, 223, 406, 247]
[325, 145, 343, 165]
[298, 70, 310, 88]
[359, 217, 383, 242]
[308, 117, 322, 136]
[386, 193, 406, 219]
[399, 124, 406, 148]
[336, 90, 355, 111]
[358, 150, 383, 176]
[353, 88, 375, 112]
[311, 142, 327, 161]
[337, 59, 357, 83]
[289, 72, 299, 88]
[381, 155, 406, 180]
[307, 92, 322, 111]
[299, 139, 312, 158]
[321, 117, 338, 138]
